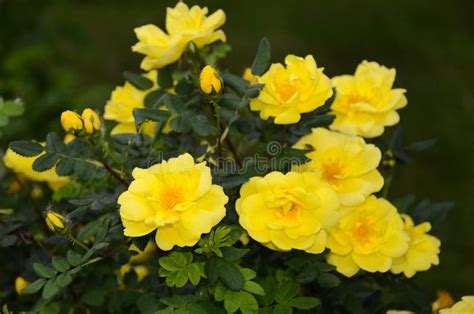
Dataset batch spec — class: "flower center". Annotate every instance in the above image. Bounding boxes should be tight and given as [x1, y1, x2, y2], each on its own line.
[276, 80, 299, 101]
[351, 217, 379, 250]
[322, 161, 343, 182]
[160, 186, 185, 211]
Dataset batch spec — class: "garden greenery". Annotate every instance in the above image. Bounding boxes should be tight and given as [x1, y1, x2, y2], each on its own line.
[0, 2, 467, 314]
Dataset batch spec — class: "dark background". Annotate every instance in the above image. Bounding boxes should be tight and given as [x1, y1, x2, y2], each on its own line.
[1, 0, 473, 296]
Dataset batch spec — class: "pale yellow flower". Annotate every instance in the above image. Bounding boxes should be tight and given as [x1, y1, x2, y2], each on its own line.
[236, 171, 340, 254]
[327, 196, 409, 277]
[3, 148, 69, 191]
[132, 3, 226, 70]
[330, 60, 407, 138]
[104, 70, 169, 137]
[391, 214, 441, 278]
[293, 128, 383, 206]
[250, 55, 332, 124]
[440, 296, 474, 314]
[118, 153, 228, 250]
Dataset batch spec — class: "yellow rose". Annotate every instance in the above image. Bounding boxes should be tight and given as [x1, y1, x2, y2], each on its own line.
[250, 55, 333, 124]
[104, 70, 170, 137]
[327, 196, 409, 277]
[61, 110, 83, 133]
[390, 214, 441, 278]
[15, 277, 30, 295]
[132, 3, 226, 70]
[81, 108, 101, 134]
[118, 153, 228, 251]
[200, 65, 222, 95]
[330, 60, 407, 138]
[3, 148, 69, 191]
[236, 171, 340, 253]
[293, 128, 383, 206]
[440, 296, 474, 314]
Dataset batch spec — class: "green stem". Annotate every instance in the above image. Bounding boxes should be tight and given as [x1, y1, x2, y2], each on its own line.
[381, 167, 394, 198]
[67, 233, 89, 251]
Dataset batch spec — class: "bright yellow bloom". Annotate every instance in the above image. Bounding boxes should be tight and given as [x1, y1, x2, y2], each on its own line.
[15, 277, 29, 295]
[118, 153, 228, 251]
[104, 70, 169, 137]
[440, 296, 474, 314]
[81, 108, 101, 134]
[119, 264, 150, 282]
[236, 171, 340, 254]
[433, 291, 455, 313]
[132, 3, 226, 70]
[293, 128, 383, 206]
[45, 211, 66, 232]
[250, 55, 332, 124]
[129, 241, 157, 264]
[61, 110, 83, 133]
[200, 65, 222, 94]
[3, 148, 69, 191]
[63, 134, 76, 144]
[391, 214, 441, 278]
[330, 60, 407, 138]
[327, 196, 409, 277]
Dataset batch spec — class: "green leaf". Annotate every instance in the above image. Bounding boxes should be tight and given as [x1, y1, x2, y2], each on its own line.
[251, 37, 271, 75]
[317, 273, 340, 288]
[45, 132, 66, 153]
[273, 304, 293, 314]
[66, 250, 82, 267]
[33, 263, 57, 279]
[221, 247, 249, 263]
[218, 261, 245, 291]
[21, 278, 46, 295]
[123, 71, 154, 90]
[222, 73, 250, 95]
[275, 279, 299, 303]
[42, 278, 60, 299]
[158, 66, 174, 89]
[55, 157, 75, 176]
[56, 272, 73, 288]
[159, 252, 193, 271]
[406, 138, 437, 152]
[137, 294, 160, 314]
[289, 297, 320, 309]
[51, 256, 70, 272]
[144, 89, 166, 108]
[243, 281, 265, 296]
[32, 153, 59, 172]
[9, 140, 43, 157]
[133, 108, 170, 128]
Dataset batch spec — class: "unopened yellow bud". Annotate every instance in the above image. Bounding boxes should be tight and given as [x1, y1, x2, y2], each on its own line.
[15, 277, 30, 295]
[200, 65, 222, 95]
[61, 111, 83, 133]
[64, 134, 76, 144]
[432, 290, 455, 312]
[81, 108, 101, 134]
[45, 211, 66, 232]
[243, 68, 257, 85]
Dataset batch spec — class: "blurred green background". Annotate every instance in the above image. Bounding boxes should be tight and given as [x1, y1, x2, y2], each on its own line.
[1, 0, 472, 297]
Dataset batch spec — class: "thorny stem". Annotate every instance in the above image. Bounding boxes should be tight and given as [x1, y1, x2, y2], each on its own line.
[66, 233, 89, 251]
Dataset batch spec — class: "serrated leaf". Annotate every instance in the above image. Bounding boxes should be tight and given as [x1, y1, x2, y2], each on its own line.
[51, 256, 70, 272]
[251, 37, 271, 75]
[275, 279, 299, 303]
[33, 263, 57, 278]
[133, 108, 170, 128]
[45, 132, 66, 153]
[55, 157, 75, 176]
[9, 141, 43, 157]
[21, 278, 46, 295]
[289, 297, 320, 309]
[32, 153, 59, 172]
[137, 294, 160, 314]
[123, 71, 154, 90]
